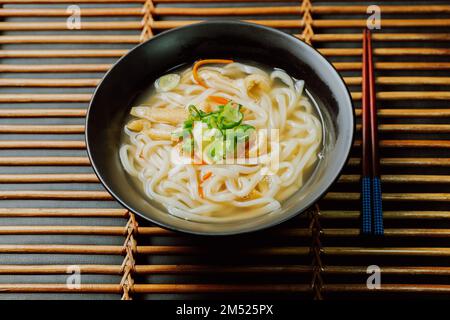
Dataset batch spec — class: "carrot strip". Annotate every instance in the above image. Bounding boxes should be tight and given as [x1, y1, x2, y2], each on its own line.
[209, 95, 229, 105]
[201, 171, 213, 182]
[198, 186, 204, 198]
[192, 59, 234, 88]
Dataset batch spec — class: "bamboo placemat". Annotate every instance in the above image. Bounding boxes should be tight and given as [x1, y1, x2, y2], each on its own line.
[0, 0, 449, 300]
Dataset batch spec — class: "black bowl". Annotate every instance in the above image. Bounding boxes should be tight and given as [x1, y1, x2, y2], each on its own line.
[86, 21, 354, 235]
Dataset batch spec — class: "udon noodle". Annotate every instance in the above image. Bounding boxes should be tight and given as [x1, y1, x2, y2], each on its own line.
[120, 60, 322, 223]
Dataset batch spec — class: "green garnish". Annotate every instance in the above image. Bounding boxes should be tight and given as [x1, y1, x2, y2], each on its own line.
[155, 73, 180, 92]
[219, 102, 243, 129]
[186, 102, 246, 132]
[175, 101, 255, 162]
[234, 124, 255, 142]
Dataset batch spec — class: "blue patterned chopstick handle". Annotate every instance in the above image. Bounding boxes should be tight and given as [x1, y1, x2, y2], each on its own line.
[361, 176, 372, 235]
[372, 177, 384, 235]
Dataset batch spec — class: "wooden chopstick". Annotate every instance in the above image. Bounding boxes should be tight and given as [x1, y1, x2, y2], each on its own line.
[361, 28, 372, 235]
[367, 29, 384, 235]
[360, 29, 384, 236]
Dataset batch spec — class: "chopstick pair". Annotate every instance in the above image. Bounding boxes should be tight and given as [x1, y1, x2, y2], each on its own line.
[361, 29, 384, 236]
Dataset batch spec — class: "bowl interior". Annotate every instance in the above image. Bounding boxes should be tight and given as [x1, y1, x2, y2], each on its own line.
[86, 21, 354, 235]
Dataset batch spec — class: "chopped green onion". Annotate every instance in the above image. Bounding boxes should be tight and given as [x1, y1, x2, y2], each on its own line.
[155, 73, 180, 92]
[219, 102, 243, 129]
[174, 100, 254, 163]
[188, 105, 203, 120]
[205, 139, 225, 163]
[182, 137, 194, 154]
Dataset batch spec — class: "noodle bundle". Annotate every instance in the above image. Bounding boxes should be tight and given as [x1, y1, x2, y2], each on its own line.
[120, 61, 322, 223]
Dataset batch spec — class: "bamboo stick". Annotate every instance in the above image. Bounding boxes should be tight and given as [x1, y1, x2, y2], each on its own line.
[0, 226, 301, 236]
[379, 158, 450, 166]
[355, 109, 450, 118]
[394, 92, 450, 100]
[137, 227, 175, 236]
[153, 6, 302, 16]
[150, 5, 450, 16]
[320, 48, 450, 56]
[354, 124, 450, 133]
[135, 265, 450, 276]
[323, 266, 450, 275]
[312, 5, 450, 14]
[1, 226, 449, 238]
[0, 125, 85, 133]
[0, 226, 163, 236]
[136, 225, 316, 237]
[0, 78, 98, 87]
[0, 109, 86, 117]
[0, 157, 90, 166]
[133, 284, 310, 293]
[0, 190, 112, 200]
[0, 265, 122, 275]
[0, 173, 98, 183]
[0, 264, 306, 276]
[136, 246, 310, 256]
[0, 264, 308, 275]
[150, 0, 370, 2]
[0, 245, 308, 256]
[0, 208, 127, 217]
[344, 76, 450, 86]
[0, 94, 91, 102]
[0, 284, 121, 293]
[0, 50, 126, 58]
[339, 174, 450, 184]
[151, 20, 304, 30]
[0, 141, 85, 149]
[0, 283, 309, 294]
[323, 284, 450, 293]
[0, 0, 446, 6]
[149, 0, 449, 11]
[325, 193, 450, 202]
[334, 62, 450, 71]
[0, 244, 123, 254]
[395, 158, 449, 167]
[313, 19, 450, 28]
[353, 140, 450, 148]
[0, 225, 125, 235]
[323, 228, 450, 237]
[324, 247, 450, 257]
[0, 8, 143, 17]
[301, 33, 450, 42]
[0, 64, 111, 73]
[134, 265, 312, 274]
[0, 0, 144, 3]
[347, 158, 450, 167]
[0, 21, 142, 31]
[148, 19, 450, 30]
[375, 92, 450, 100]
[320, 211, 450, 220]
[0, 226, 306, 237]
[0, 35, 140, 44]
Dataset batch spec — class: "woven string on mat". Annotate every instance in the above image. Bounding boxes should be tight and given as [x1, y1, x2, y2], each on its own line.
[120, 212, 138, 300]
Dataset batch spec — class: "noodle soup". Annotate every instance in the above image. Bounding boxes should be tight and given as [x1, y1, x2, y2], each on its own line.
[120, 60, 323, 222]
